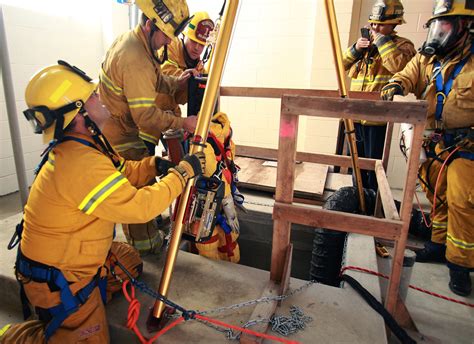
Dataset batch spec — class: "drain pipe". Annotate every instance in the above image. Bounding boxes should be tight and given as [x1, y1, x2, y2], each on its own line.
[0, 6, 29, 207]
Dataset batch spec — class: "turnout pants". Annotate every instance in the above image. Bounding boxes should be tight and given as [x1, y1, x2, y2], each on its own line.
[118, 147, 163, 254]
[419, 141, 474, 268]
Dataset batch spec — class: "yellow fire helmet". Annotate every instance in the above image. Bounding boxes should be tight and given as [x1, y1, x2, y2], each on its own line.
[24, 61, 98, 143]
[430, 0, 474, 21]
[136, 0, 191, 40]
[183, 11, 215, 45]
[368, 0, 406, 25]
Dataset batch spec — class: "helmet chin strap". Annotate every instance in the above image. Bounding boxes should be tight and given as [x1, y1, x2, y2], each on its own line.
[82, 112, 122, 168]
[148, 21, 168, 65]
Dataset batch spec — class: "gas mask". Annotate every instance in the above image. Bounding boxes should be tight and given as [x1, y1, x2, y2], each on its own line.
[421, 17, 464, 56]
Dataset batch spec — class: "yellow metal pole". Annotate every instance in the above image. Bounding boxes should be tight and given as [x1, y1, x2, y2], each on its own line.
[324, 0, 367, 213]
[151, 0, 240, 320]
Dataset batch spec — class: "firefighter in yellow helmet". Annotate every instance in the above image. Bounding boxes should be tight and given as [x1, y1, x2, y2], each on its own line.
[0, 61, 206, 343]
[381, 0, 474, 296]
[99, 0, 203, 254]
[342, 0, 416, 191]
[156, 11, 241, 262]
[155, 11, 215, 114]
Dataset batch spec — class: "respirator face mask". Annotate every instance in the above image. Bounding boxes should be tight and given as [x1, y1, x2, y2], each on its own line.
[421, 17, 460, 56]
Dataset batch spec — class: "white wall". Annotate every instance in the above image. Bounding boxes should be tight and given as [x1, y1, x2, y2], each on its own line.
[0, 1, 128, 195]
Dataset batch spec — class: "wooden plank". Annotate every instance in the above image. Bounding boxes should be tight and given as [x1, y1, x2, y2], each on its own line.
[270, 111, 298, 281]
[374, 161, 399, 220]
[386, 123, 425, 314]
[235, 145, 377, 170]
[239, 280, 280, 344]
[220, 86, 380, 100]
[394, 295, 418, 332]
[279, 243, 293, 299]
[324, 172, 353, 191]
[239, 245, 290, 343]
[282, 95, 428, 124]
[235, 157, 328, 197]
[273, 202, 402, 240]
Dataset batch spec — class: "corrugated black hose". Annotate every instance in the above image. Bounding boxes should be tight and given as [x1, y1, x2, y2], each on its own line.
[341, 274, 416, 344]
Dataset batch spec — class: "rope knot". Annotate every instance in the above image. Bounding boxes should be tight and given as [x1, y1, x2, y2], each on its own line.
[182, 310, 197, 321]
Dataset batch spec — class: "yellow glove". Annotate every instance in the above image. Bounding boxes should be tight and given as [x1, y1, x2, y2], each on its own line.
[381, 82, 403, 101]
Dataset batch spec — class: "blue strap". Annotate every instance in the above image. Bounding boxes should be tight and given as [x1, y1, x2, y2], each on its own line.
[216, 213, 232, 234]
[16, 253, 102, 341]
[457, 151, 474, 160]
[434, 43, 474, 121]
[62, 136, 100, 150]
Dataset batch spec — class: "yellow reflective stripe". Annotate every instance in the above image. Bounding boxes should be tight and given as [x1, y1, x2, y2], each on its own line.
[117, 157, 126, 173]
[100, 69, 122, 95]
[432, 221, 447, 229]
[131, 232, 162, 252]
[351, 75, 392, 85]
[79, 171, 127, 215]
[128, 97, 155, 109]
[114, 141, 147, 152]
[447, 233, 474, 250]
[0, 324, 12, 337]
[139, 131, 159, 145]
[345, 49, 356, 62]
[50, 80, 72, 103]
[378, 41, 397, 58]
[45, 151, 55, 172]
[163, 59, 180, 68]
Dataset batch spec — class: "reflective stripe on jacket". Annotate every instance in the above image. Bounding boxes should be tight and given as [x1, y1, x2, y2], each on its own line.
[21, 133, 184, 282]
[391, 41, 474, 129]
[99, 25, 186, 150]
[343, 34, 416, 125]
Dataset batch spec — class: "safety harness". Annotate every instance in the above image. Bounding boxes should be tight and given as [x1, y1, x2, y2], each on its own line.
[7, 132, 122, 341]
[426, 42, 474, 161]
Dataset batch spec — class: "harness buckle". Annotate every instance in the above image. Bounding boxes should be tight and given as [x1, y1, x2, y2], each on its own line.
[436, 91, 447, 104]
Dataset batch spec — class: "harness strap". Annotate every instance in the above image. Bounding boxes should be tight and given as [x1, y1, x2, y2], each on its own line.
[434, 43, 474, 122]
[15, 251, 105, 341]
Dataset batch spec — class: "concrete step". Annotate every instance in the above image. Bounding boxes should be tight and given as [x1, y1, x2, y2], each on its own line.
[0, 212, 388, 343]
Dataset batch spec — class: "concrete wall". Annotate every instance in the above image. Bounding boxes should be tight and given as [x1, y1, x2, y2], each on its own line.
[1, 0, 433, 195]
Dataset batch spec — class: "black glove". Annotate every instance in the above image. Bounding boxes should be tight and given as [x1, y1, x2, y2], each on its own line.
[380, 82, 404, 101]
[182, 151, 206, 176]
[155, 157, 175, 176]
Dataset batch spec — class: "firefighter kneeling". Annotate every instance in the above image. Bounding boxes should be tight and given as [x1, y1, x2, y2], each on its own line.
[0, 61, 206, 343]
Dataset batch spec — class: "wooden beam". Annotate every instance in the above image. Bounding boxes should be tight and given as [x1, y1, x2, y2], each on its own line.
[273, 202, 402, 240]
[385, 123, 425, 314]
[374, 161, 399, 220]
[282, 95, 428, 124]
[220, 86, 380, 100]
[235, 145, 377, 170]
[239, 280, 280, 344]
[279, 243, 293, 299]
[270, 111, 298, 281]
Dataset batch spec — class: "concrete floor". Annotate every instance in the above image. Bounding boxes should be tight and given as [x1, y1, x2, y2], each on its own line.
[1, 190, 473, 343]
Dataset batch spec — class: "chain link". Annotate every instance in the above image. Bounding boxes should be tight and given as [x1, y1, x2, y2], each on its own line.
[242, 199, 274, 208]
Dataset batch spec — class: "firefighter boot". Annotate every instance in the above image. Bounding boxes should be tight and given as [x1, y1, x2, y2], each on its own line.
[448, 264, 472, 297]
[415, 241, 446, 263]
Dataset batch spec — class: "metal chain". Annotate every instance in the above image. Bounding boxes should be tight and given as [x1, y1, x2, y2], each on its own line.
[242, 199, 274, 208]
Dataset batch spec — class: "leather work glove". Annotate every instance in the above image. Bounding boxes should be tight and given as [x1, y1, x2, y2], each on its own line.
[381, 82, 403, 101]
[169, 151, 206, 186]
[222, 194, 240, 233]
[155, 157, 175, 176]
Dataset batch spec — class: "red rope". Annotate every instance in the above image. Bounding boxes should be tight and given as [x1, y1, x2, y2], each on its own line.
[122, 280, 300, 344]
[341, 266, 474, 308]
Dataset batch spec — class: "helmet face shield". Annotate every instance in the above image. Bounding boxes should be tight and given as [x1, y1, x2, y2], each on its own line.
[422, 17, 459, 55]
